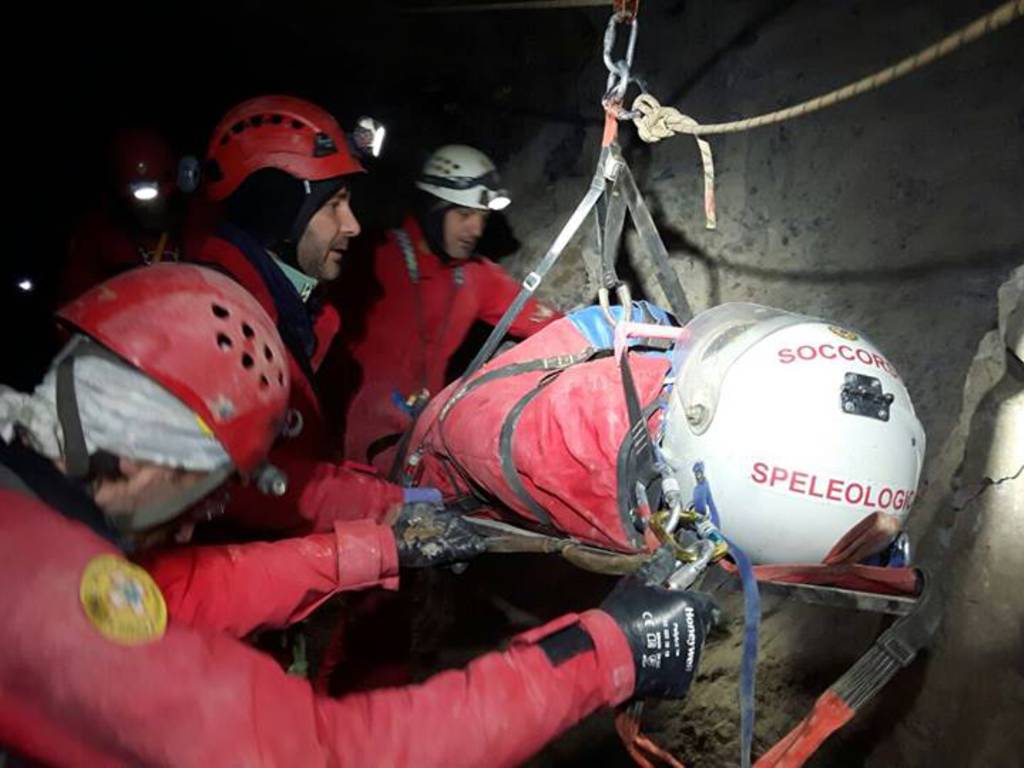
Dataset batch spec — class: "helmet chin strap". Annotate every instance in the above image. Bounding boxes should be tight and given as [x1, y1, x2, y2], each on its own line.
[55, 339, 113, 480]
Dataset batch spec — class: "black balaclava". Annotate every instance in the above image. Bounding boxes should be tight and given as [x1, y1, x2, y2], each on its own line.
[415, 191, 455, 262]
[225, 168, 347, 267]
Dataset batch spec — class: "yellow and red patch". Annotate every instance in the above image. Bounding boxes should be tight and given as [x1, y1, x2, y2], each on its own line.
[79, 554, 167, 645]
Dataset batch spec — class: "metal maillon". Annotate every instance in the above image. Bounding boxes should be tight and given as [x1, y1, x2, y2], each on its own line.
[602, 11, 641, 117]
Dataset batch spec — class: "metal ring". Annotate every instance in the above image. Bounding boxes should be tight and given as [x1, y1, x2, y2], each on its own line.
[281, 408, 304, 438]
[602, 14, 638, 77]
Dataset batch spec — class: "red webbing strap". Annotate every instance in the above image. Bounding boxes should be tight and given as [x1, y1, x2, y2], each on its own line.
[603, 108, 620, 147]
[615, 706, 686, 768]
[754, 690, 855, 768]
[717, 560, 919, 596]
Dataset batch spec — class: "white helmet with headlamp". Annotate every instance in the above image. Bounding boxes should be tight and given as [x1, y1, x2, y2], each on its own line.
[416, 144, 511, 211]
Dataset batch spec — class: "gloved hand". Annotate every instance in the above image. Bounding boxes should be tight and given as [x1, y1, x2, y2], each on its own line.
[393, 503, 488, 568]
[600, 577, 719, 699]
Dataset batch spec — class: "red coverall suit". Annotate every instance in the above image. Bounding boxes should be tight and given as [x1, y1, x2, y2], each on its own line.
[406, 305, 670, 553]
[60, 201, 222, 303]
[337, 217, 560, 468]
[194, 230, 404, 533]
[58, 128, 192, 303]
[0, 459, 636, 767]
[60, 209, 183, 304]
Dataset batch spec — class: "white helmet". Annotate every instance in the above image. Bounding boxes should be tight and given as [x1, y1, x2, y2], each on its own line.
[416, 144, 511, 211]
[660, 303, 926, 565]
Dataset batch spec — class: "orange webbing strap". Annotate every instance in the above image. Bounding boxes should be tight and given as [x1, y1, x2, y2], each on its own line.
[717, 560, 920, 596]
[754, 690, 855, 768]
[603, 107, 620, 147]
[615, 706, 686, 768]
[751, 565, 935, 766]
[614, 560, 918, 768]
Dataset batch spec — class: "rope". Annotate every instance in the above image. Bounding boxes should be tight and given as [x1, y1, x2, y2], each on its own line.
[633, 0, 1024, 139]
[631, 100, 717, 229]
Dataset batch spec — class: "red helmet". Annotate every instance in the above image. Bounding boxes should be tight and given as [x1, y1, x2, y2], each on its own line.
[113, 127, 176, 199]
[57, 264, 290, 474]
[204, 95, 363, 201]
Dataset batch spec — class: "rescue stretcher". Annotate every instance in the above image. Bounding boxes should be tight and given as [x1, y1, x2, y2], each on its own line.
[391, 100, 944, 768]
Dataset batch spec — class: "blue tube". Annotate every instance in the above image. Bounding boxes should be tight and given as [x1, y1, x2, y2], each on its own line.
[692, 463, 759, 766]
[725, 536, 760, 768]
[687, 465, 759, 766]
[691, 461, 721, 528]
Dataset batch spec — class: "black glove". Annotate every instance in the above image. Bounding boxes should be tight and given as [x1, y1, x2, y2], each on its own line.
[600, 577, 719, 699]
[393, 503, 488, 568]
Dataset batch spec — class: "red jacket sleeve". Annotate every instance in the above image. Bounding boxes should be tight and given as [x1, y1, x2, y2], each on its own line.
[473, 257, 561, 338]
[297, 459, 406, 529]
[1, 492, 636, 768]
[226, 455, 406, 534]
[137, 520, 400, 638]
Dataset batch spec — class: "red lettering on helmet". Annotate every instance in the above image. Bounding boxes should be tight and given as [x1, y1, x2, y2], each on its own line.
[807, 474, 825, 498]
[845, 483, 865, 505]
[776, 341, 901, 379]
[752, 464, 918, 515]
[826, 478, 845, 502]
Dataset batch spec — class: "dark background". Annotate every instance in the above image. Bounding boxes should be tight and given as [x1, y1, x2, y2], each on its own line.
[1, 0, 616, 386]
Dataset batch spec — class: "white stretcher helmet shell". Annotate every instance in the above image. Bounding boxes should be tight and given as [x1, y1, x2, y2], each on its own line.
[660, 303, 926, 564]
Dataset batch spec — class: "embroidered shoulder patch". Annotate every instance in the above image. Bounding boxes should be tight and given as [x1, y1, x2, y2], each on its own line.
[79, 554, 167, 645]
